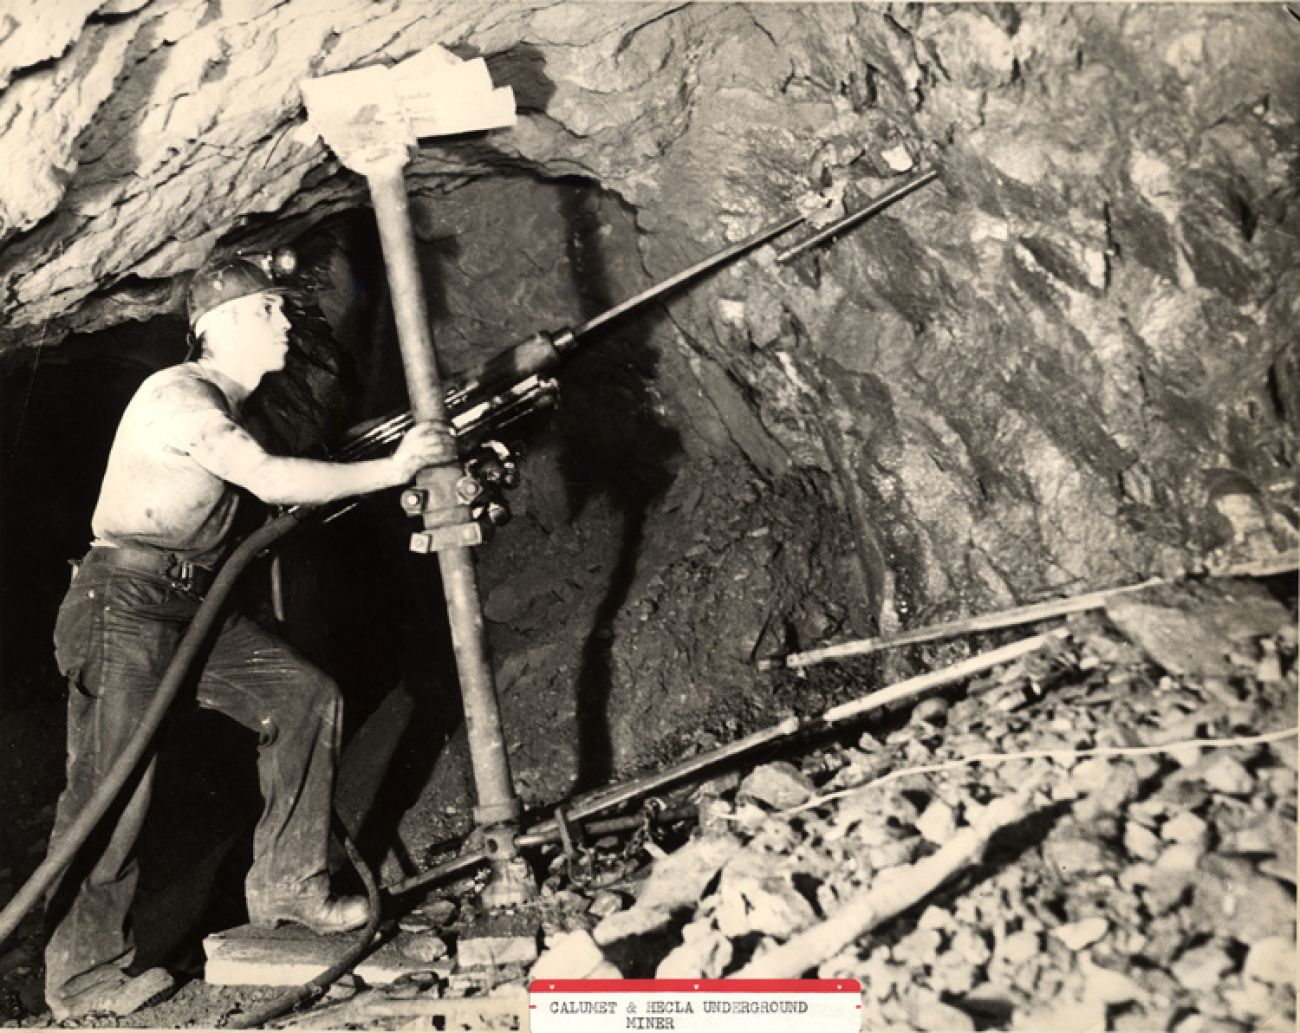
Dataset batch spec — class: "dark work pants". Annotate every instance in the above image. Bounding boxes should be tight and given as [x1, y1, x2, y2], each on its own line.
[43, 551, 342, 1014]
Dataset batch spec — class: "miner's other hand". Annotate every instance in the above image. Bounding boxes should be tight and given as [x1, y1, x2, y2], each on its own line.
[393, 420, 457, 479]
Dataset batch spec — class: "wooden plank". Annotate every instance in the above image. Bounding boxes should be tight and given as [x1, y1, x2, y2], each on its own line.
[203, 924, 452, 988]
[456, 911, 540, 970]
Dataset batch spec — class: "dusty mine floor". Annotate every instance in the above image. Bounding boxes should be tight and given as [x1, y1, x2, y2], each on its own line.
[1, 574, 1296, 1030]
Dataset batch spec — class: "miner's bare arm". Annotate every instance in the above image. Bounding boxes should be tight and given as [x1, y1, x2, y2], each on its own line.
[190, 419, 454, 505]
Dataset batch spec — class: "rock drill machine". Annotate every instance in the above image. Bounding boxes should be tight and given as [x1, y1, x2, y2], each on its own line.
[299, 44, 936, 915]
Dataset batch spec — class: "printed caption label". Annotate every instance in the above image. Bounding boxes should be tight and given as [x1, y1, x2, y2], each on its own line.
[529, 979, 862, 1032]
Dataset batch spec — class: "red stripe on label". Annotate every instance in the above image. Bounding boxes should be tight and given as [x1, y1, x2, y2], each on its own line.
[529, 980, 861, 994]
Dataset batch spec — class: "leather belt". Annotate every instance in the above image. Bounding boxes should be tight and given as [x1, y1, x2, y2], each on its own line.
[82, 545, 215, 597]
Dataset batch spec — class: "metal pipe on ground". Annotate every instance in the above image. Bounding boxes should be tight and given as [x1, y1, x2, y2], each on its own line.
[760, 553, 1299, 672]
[385, 627, 1071, 898]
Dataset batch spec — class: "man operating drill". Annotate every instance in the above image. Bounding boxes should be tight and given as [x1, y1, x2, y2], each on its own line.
[43, 255, 453, 1021]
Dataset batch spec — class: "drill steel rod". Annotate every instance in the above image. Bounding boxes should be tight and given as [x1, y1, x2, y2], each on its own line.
[328, 181, 932, 466]
[820, 628, 1069, 725]
[572, 210, 807, 340]
[775, 167, 938, 264]
[364, 160, 520, 827]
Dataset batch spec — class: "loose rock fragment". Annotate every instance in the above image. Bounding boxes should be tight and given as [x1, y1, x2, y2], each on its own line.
[737, 762, 815, 810]
[592, 905, 674, 946]
[323, 973, 363, 1000]
[913, 698, 950, 725]
[398, 933, 449, 964]
[1221, 976, 1283, 1022]
[998, 929, 1042, 966]
[1124, 821, 1162, 861]
[915, 799, 957, 845]
[1097, 763, 1143, 810]
[1052, 917, 1109, 951]
[1070, 756, 1120, 798]
[1118, 860, 1154, 892]
[635, 834, 742, 912]
[1190, 858, 1296, 942]
[867, 837, 920, 870]
[917, 905, 958, 933]
[731, 801, 769, 831]
[715, 848, 817, 939]
[930, 955, 978, 996]
[531, 930, 619, 980]
[1161, 811, 1211, 847]
[655, 928, 732, 978]
[1257, 854, 1297, 886]
[891, 927, 942, 966]
[1142, 871, 1196, 921]
[1044, 829, 1121, 877]
[1078, 957, 1144, 1004]
[1170, 943, 1235, 989]
[1154, 842, 1204, 872]
[1225, 796, 1296, 857]
[1128, 799, 1167, 827]
[1243, 937, 1297, 986]
[1199, 755, 1255, 796]
[950, 926, 992, 968]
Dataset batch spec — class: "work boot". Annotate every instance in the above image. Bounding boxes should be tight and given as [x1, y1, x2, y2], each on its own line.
[48, 967, 177, 1022]
[248, 893, 370, 935]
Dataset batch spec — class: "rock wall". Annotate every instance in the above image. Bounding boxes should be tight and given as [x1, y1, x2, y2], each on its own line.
[1, 3, 1297, 774]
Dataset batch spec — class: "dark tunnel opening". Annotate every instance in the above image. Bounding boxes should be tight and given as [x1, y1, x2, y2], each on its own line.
[0, 171, 701, 972]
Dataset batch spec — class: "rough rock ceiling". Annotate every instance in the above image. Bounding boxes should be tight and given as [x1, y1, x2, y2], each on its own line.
[2, 0, 1298, 634]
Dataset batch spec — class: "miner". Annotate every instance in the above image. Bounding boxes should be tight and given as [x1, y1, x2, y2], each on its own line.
[43, 256, 453, 1021]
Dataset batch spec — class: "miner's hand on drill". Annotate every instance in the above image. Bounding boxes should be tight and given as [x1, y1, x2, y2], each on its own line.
[391, 419, 457, 479]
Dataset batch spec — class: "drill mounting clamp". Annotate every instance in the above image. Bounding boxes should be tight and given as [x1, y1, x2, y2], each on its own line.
[400, 440, 521, 554]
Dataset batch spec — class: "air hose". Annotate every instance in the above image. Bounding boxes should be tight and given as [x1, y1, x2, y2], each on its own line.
[225, 817, 382, 1030]
[0, 509, 306, 947]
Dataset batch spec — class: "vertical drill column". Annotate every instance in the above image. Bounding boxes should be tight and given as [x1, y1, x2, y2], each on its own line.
[298, 45, 528, 908]
[363, 157, 527, 899]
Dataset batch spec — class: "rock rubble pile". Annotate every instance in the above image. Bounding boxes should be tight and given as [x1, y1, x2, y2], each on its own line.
[520, 577, 1296, 1032]
[3, 578, 1293, 1031]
